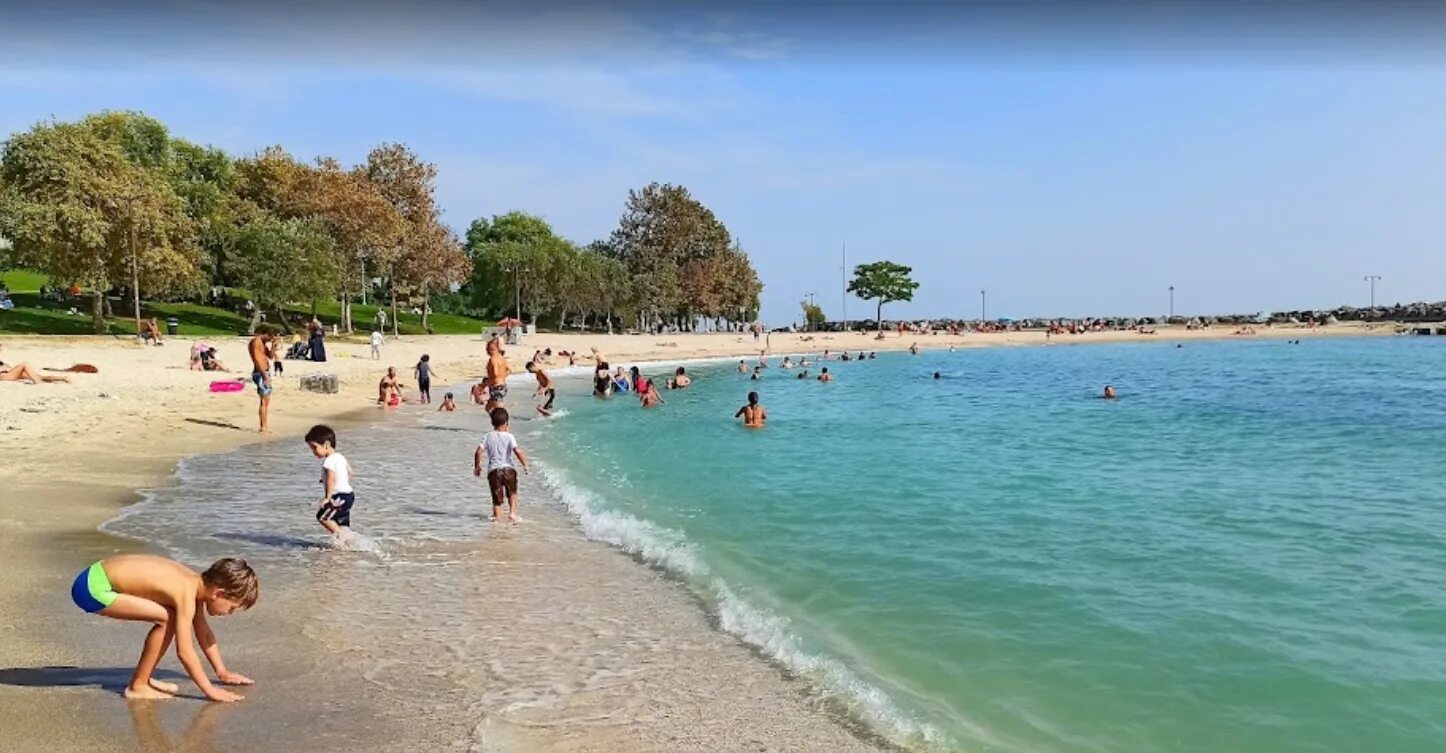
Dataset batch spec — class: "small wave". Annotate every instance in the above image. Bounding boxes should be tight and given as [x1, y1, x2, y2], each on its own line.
[535, 464, 950, 750]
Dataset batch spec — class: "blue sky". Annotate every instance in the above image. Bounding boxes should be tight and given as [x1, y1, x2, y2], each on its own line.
[3, 2, 1446, 322]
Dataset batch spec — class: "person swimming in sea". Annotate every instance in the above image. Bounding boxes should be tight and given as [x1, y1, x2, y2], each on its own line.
[1103, 384, 1117, 399]
[669, 366, 691, 389]
[797, 370, 809, 379]
[750, 366, 762, 381]
[933, 371, 941, 379]
[818, 367, 832, 383]
[780, 356, 793, 369]
[734, 391, 766, 428]
[737, 360, 748, 374]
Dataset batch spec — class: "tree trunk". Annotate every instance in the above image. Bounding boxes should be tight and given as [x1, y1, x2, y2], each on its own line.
[272, 305, 292, 334]
[877, 300, 884, 335]
[130, 220, 142, 339]
[91, 290, 106, 334]
[247, 308, 263, 335]
[389, 273, 399, 338]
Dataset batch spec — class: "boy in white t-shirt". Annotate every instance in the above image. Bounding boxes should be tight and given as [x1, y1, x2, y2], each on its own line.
[370, 330, 384, 360]
[473, 408, 530, 523]
[306, 424, 356, 538]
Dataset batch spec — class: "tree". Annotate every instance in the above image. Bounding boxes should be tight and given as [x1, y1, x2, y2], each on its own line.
[361, 143, 443, 335]
[801, 300, 826, 331]
[230, 215, 338, 333]
[0, 119, 200, 333]
[847, 261, 919, 334]
[464, 211, 570, 323]
[608, 182, 733, 330]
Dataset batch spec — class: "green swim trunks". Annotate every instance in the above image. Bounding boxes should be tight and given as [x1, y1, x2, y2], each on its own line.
[70, 561, 119, 614]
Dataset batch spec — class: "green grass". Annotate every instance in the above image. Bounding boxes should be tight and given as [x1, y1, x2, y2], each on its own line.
[0, 271, 497, 336]
[1, 269, 48, 292]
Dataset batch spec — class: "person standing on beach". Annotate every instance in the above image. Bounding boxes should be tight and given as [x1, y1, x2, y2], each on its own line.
[370, 330, 384, 360]
[527, 361, 556, 416]
[247, 328, 276, 433]
[414, 354, 439, 404]
[475, 408, 530, 523]
[68, 554, 256, 702]
[734, 391, 767, 428]
[306, 424, 356, 541]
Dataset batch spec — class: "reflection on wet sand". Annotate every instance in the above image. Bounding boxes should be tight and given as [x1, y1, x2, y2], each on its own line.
[128, 701, 227, 753]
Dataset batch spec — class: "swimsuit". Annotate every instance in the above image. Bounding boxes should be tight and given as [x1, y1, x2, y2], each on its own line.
[317, 492, 355, 527]
[251, 369, 272, 397]
[489, 383, 508, 402]
[540, 387, 556, 411]
[71, 561, 119, 614]
[487, 468, 518, 505]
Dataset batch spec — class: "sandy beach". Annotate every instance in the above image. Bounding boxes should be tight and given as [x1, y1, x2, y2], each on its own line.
[0, 321, 1398, 752]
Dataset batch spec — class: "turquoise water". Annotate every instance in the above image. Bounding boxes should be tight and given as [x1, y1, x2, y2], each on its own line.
[529, 338, 1446, 753]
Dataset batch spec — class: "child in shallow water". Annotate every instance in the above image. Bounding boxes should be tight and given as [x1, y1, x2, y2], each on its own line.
[438, 392, 457, 412]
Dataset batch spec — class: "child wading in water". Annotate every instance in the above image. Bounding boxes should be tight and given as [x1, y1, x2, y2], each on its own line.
[437, 392, 457, 412]
[306, 424, 356, 543]
[69, 554, 257, 702]
[475, 408, 530, 522]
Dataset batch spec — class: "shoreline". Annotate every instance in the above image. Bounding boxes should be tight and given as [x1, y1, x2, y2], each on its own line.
[0, 322, 1397, 752]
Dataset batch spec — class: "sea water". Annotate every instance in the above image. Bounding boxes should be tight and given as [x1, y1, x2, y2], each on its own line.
[102, 337, 1446, 752]
[527, 337, 1446, 753]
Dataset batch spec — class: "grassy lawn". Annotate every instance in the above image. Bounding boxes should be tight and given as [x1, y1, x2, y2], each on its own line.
[1, 270, 496, 336]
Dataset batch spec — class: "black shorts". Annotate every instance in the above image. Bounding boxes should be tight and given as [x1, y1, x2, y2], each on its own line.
[541, 388, 556, 411]
[317, 492, 355, 527]
[418, 378, 431, 396]
[487, 468, 518, 505]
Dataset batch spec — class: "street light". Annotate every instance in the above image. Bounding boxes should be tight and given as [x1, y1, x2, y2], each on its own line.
[980, 289, 987, 321]
[1169, 285, 1175, 320]
[1364, 275, 1381, 309]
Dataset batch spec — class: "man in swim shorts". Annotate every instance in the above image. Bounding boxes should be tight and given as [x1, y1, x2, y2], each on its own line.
[70, 554, 257, 702]
[484, 336, 510, 412]
[248, 327, 277, 433]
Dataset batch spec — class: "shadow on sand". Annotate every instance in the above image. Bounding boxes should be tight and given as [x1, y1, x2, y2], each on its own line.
[0, 665, 187, 693]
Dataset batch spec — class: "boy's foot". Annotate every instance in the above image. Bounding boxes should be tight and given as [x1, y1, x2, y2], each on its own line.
[124, 684, 175, 700]
[509, 514, 521, 523]
[148, 678, 181, 694]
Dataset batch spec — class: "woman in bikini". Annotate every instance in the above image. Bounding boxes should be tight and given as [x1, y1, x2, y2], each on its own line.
[0, 344, 69, 384]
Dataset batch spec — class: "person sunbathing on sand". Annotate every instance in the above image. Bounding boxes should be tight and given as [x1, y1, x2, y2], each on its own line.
[0, 344, 69, 383]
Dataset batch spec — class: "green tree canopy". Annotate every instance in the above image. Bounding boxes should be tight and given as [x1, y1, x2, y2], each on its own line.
[230, 215, 338, 332]
[848, 260, 919, 333]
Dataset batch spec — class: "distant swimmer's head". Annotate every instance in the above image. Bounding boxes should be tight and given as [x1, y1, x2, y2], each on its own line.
[1104, 385, 1117, 399]
[490, 407, 510, 428]
[821, 367, 829, 374]
[202, 558, 259, 615]
[747, 391, 759, 405]
[933, 372, 941, 379]
[305, 424, 337, 456]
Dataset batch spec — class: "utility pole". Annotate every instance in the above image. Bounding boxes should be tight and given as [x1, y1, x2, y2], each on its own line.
[841, 240, 848, 331]
[980, 289, 987, 321]
[1364, 275, 1381, 309]
[128, 198, 141, 338]
[1169, 285, 1175, 320]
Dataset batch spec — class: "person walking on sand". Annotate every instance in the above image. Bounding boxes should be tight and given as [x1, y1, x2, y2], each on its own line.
[68, 554, 257, 702]
[527, 361, 556, 416]
[247, 328, 276, 433]
[370, 330, 384, 360]
[475, 408, 531, 523]
[734, 391, 767, 428]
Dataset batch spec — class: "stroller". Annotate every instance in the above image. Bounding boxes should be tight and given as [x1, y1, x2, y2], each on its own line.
[286, 341, 310, 360]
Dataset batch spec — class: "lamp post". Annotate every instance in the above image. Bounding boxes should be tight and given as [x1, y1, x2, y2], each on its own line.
[1169, 285, 1175, 320]
[980, 289, 987, 322]
[1364, 275, 1381, 309]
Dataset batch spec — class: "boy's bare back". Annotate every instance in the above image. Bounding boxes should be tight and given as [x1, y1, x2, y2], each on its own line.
[101, 554, 202, 607]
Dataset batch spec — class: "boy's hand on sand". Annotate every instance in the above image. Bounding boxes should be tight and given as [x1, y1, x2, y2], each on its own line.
[206, 687, 245, 703]
[217, 671, 254, 686]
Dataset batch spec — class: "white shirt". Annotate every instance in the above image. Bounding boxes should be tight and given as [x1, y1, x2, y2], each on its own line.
[371, 332, 384, 347]
[481, 431, 519, 471]
[322, 452, 353, 494]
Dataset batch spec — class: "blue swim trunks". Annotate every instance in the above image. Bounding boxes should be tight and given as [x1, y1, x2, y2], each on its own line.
[252, 369, 272, 397]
